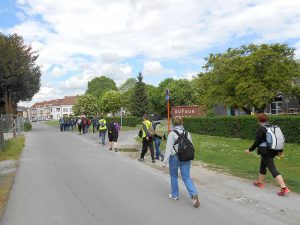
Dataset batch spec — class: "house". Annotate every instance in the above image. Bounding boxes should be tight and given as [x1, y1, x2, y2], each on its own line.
[30, 96, 77, 120]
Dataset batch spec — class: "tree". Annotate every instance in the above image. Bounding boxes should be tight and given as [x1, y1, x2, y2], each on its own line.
[119, 78, 136, 93]
[100, 90, 122, 114]
[0, 33, 41, 114]
[72, 94, 100, 116]
[196, 43, 300, 113]
[129, 73, 149, 117]
[86, 76, 117, 99]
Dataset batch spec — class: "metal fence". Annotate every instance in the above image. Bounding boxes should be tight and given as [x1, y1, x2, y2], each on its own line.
[0, 114, 28, 149]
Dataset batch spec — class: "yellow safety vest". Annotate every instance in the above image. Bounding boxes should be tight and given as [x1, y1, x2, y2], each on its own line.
[142, 120, 152, 138]
[99, 119, 107, 131]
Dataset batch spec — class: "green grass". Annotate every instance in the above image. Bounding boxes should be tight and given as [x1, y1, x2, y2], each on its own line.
[192, 134, 300, 193]
[45, 120, 59, 126]
[121, 126, 139, 131]
[0, 136, 25, 161]
[136, 133, 300, 192]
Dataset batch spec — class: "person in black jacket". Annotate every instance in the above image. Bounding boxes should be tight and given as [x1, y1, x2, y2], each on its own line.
[107, 119, 119, 152]
[245, 113, 290, 196]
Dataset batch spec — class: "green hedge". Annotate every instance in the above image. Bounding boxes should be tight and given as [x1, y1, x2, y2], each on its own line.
[184, 115, 300, 144]
[23, 122, 32, 132]
[105, 116, 141, 127]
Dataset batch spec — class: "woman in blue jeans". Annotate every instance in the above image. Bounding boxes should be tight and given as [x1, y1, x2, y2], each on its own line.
[162, 116, 200, 208]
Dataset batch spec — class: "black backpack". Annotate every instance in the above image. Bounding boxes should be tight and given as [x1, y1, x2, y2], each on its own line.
[173, 130, 195, 162]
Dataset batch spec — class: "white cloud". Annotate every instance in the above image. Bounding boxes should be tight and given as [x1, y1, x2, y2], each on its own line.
[5, 0, 300, 104]
[143, 61, 173, 77]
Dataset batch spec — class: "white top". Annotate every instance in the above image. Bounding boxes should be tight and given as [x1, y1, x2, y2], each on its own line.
[163, 125, 193, 165]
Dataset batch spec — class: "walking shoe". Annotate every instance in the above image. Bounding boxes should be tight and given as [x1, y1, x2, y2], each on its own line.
[108, 148, 112, 151]
[277, 187, 290, 196]
[192, 195, 200, 208]
[253, 180, 265, 188]
[115, 148, 118, 152]
[161, 155, 164, 162]
[138, 158, 144, 161]
[152, 159, 155, 163]
[168, 194, 178, 200]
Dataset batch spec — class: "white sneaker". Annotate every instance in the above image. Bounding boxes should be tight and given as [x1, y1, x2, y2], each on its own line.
[168, 194, 179, 200]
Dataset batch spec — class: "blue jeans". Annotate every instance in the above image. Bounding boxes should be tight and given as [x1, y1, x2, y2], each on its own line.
[169, 155, 197, 198]
[99, 131, 106, 145]
[154, 137, 162, 159]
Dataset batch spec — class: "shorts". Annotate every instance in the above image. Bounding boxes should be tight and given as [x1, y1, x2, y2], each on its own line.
[108, 134, 118, 142]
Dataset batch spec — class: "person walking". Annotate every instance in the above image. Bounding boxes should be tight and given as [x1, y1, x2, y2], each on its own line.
[107, 119, 119, 152]
[98, 116, 107, 146]
[77, 117, 82, 134]
[59, 117, 64, 132]
[245, 113, 290, 196]
[162, 116, 200, 208]
[138, 114, 155, 163]
[152, 121, 165, 161]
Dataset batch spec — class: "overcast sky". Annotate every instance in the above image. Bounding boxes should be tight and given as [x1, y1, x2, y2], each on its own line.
[1, 0, 300, 106]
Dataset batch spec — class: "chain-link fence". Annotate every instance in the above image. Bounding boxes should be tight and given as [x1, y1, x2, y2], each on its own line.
[0, 118, 4, 149]
[0, 114, 28, 149]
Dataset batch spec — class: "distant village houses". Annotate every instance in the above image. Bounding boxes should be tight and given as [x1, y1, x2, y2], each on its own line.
[28, 96, 77, 120]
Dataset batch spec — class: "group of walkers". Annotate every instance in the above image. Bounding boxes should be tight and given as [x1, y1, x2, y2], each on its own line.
[58, 114, 121, 152]
[137, 113, 290, 208]
[58, 112, 290, 208]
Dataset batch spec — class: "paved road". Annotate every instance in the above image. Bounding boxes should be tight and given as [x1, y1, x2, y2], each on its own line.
[1, 122, 299, 225]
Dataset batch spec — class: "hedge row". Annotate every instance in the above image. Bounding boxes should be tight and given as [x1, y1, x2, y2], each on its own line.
[184, 116, 300, 144]
[104, 116, 141, 127]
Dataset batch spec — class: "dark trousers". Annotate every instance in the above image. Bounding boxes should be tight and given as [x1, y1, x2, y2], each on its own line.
[140, 137, 154, 160]
[259, 148, 280, 178]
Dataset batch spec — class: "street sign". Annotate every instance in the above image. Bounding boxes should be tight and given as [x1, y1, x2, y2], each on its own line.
[165, 89, 169, 96]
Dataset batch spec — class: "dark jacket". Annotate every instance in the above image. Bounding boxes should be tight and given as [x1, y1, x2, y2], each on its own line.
[249, 123, 281, 156]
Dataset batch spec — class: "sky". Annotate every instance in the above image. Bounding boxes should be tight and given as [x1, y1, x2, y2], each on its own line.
[1, 0, 300, 107]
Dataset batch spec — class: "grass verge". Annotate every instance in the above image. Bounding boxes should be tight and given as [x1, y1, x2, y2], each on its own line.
[0, 173, 15, 217]
[0, 136, 25, 161]
[0, 136, 25, 218]
[121, 126, 139, 131]
[45, 120, 59, 126]
[136, 133, 300, 192]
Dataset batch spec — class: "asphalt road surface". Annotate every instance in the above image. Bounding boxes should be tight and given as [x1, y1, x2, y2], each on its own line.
[1, 122, 299, 225]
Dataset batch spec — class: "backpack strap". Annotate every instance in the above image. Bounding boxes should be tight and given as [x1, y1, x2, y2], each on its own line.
[172, 129, 186, 153]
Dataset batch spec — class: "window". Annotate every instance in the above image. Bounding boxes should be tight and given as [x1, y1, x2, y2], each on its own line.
[270, 101, 282, 114]
[56, 108, 60, 112]
[63, 108, 68, 113]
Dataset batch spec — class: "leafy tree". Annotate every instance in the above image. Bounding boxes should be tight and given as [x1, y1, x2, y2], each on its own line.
[196, 43, 300, 113]
[72, 94, 100, 116]
[119, 78, 136, 92]
[100, 90, 122, 114]
[0, 33, 41, 114]
[130, 72, 149, 117]
[148, 78, 197, 116]
[86, 76, 117, 99]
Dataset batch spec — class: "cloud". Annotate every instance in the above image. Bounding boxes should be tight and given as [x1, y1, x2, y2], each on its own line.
[143, 61, 173, 77]
[5, 0, 300, 105]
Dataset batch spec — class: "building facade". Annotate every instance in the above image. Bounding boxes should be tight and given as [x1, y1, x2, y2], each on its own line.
[30, 96, 77, 120]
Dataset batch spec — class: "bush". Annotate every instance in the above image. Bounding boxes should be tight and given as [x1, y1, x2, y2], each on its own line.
[184, 115, 300, 144]
[23, 122, 32, 132]
[105, 116, 141, 127]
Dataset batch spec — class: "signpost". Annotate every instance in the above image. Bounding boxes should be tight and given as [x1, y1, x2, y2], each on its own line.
[166, 89, 170, 133]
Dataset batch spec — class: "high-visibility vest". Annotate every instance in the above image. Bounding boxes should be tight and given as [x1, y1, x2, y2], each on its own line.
[142, 120, 152, 138]
[99, 119, 107, 131]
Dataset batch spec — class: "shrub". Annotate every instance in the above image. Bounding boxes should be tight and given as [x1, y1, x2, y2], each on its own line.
[23, 122, 32, 132]
[105, 116, 141, 127]
[184, 115, 300, 144]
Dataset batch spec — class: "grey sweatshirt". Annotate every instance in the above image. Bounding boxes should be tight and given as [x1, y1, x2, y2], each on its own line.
[163, 125, 193, 164]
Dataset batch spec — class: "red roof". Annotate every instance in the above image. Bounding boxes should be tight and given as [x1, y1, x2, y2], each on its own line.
[31, 96, 77, 108]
